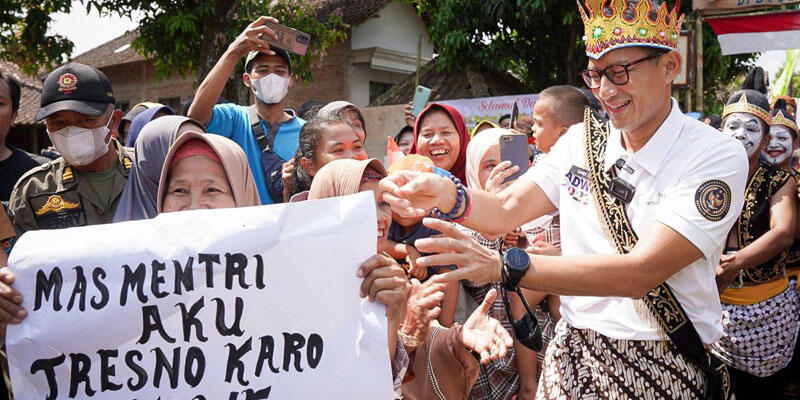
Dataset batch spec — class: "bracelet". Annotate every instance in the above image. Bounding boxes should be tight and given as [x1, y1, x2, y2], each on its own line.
[430, 173, 466, 221]
[397, 327, 423, 351]
[453, 189, 472, 223]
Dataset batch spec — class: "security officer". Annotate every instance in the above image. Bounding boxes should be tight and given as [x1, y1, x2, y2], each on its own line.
[9, 63, 132, 235]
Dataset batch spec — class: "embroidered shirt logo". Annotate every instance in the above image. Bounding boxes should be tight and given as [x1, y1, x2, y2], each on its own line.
[695, 180, 731, 222]
[57, 73, 78, 94]
[35, 195, 80, 216]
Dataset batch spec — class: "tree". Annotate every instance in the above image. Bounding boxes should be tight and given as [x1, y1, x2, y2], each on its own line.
[411, 0, 585, 90]
[0, 0, 347, 103]
[0, 0, 74, 75]
[409, 0, 756, 112]
[87, 0, 347, 103]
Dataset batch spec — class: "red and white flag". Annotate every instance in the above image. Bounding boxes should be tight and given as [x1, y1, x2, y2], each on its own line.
[707, 11, 800, 55]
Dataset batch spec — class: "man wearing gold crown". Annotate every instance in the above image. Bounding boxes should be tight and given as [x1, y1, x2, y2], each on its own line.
[710, 90, 798, 398]
[375, 0, 747, 398]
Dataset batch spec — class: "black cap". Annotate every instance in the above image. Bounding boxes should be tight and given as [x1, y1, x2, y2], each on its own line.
[36, 63, 115, 122]
[245, 46, 292, 74]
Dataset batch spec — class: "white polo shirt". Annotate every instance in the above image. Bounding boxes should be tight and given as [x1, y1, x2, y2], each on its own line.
[525, 99, 747, 342]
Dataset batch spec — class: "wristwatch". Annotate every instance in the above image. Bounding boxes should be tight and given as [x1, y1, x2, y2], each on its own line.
[502, 247, 530, 291]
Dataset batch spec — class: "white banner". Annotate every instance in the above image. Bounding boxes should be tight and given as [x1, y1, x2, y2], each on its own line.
[7, 192, 393, 400]
[439, 94, 539, 129]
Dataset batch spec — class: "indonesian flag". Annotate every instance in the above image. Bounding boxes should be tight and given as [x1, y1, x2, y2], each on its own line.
[707, 11, 800, 55]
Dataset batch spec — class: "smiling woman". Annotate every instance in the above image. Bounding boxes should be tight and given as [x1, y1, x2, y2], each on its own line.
[288, 115, 368, 200]
[410, 104, 470, 184]
[157, 132, 261, 213]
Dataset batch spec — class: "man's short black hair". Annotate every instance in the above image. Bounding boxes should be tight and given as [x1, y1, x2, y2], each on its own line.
[0, 72, 21, 112]
[498, 114, 511, 123]
[539, 85, 589, 126]
[299, 100, 325, 120]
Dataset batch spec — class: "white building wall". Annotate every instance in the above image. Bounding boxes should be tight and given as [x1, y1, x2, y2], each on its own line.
[348, 1, 434, 108]
[348, 64, 407, 108]
[350, 1, 434, 59]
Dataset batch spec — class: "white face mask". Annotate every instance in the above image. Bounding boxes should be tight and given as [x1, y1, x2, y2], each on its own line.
[47, 115, 113, 166]
[248, 73, 290, 104]
[723, 112, 764, 158]
[761, 125, 795, 165]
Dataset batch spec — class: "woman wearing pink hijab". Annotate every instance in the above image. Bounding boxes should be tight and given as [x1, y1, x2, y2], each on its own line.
[157, 132, 261, 213]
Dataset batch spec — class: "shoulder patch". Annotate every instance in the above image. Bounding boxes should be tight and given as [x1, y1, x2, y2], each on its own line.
[695, 180, 731, 222]
[16, 160, 55, 184]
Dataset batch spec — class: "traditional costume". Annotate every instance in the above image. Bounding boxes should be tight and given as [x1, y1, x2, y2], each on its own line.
[768, 102, 800, 294]
[766, 101, 800, 398]
[710, 90, 799, 398]
[531, 2, 743, 399]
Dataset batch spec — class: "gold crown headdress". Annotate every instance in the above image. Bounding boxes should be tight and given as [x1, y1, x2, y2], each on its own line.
[722, 93, 771, 124]
[578, 0, 684, 59]
[771, 110, 799, 135]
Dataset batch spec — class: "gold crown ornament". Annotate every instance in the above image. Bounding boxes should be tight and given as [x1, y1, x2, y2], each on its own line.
[578, 0, 684, 59]
[771, 110, 799, 135]
[722, 93, 771, 124]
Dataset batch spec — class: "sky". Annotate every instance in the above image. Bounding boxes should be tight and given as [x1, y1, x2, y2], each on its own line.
[50, 3, 141, 57]
[50, 4, 798, 80]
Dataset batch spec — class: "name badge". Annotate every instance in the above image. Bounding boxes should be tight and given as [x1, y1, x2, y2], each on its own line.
[562, 166, 591, 204]
[29, 190, 88, 230]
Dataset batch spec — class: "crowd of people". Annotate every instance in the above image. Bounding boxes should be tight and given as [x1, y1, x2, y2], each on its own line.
[0, 1, 799, 399]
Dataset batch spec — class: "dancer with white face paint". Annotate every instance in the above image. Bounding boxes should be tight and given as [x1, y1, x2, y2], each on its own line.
[763, 125, 795, 166]
[722, 111, 766, 158]
[712, 89, 799, 399]
[764, 100, 800, 398]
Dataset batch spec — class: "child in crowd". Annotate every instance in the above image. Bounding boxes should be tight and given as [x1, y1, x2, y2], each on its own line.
[383, 155, 459, 327]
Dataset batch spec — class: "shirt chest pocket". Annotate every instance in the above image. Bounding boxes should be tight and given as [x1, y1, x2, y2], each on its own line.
[628, 182, 669, 227]
[28, 188, 88, 229]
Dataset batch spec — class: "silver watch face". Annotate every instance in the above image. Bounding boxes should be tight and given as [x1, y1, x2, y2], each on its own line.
[505, 247, 529, 272]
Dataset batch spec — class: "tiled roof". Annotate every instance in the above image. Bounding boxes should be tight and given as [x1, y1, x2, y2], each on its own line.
[70, 0, 394, 70]
[370, 59, 531, 106]
[313, 0, 392, 25]
[0, 61, 43, 125]
[72, 30, 143, 69]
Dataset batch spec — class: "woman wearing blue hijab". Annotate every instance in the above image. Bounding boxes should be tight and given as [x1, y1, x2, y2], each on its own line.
[113, 116, 204, 222]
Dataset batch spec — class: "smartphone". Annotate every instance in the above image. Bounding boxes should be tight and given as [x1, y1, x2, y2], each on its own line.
[411, 86, 432, 117]
[509, 101, 519, 130]
[264, 21, 312, 56]
[500, 134, 530, 184]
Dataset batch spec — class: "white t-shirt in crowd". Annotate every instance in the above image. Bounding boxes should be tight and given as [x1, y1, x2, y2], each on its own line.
[525, 99, 747, 343]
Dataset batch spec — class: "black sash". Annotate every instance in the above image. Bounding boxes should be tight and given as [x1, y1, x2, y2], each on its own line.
[582, 108, 731, 400]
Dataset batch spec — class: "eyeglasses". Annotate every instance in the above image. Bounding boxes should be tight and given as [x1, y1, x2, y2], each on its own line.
[580, 51, 668, 89]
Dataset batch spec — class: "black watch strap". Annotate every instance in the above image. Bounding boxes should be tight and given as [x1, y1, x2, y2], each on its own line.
[501, 248, 528, 291]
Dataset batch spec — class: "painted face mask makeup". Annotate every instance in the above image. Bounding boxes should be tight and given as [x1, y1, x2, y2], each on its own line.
[248, 73, 290, 104]
[723, 112, 764, 158]
[762, 125, 794, 165]
[47, 115, 113, 166]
